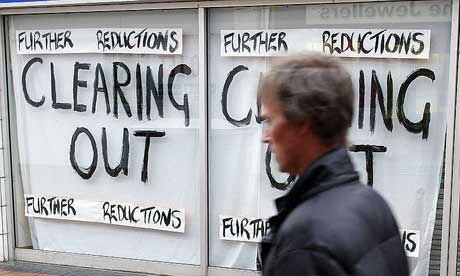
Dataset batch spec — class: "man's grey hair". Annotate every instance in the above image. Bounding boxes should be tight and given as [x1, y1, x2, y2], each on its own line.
[259, 53, 354, 147]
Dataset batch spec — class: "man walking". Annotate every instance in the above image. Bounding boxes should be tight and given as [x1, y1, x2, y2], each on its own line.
[258, 53, 409, 276]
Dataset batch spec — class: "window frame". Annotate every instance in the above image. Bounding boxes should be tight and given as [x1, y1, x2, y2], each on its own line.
[0, 1, 457, 276]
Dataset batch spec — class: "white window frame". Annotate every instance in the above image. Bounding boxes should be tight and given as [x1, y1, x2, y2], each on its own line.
[0, 1, 457, 276]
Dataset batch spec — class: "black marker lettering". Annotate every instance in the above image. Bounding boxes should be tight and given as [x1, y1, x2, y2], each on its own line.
[406, 232, 417, 252]
[113, 62, 132, 118]
[241, 218, 250, 239]
[358, 70, 365, 129]
[322, 31, 332, 54]
[96, 30, 105, 50]
[146, 65, 164, 120]
[168, 64, 191, 127]
[268, 33, 277, 51]
[25, 197, 34, 214]
[133, 130, 166, 182]
[397, 68, 434, 139]
[33, 31, 43, 50]
[222, 217, 233, 238]
[349, 144, 387, 187]
[278, 32, 288, 52]
[265, 146, 296, 191]
[64, 31, 73, 48]
[411, 32, 425, 55]
[136, 64, 143, 120]
[67, 198, 76, 216]
[92, 63, 111, 114]
[255, 72, 264, 124]
[73, 62, 90, 112]
[360, 31, 372, 54]
[171, 210, 182, 229]
[154, 31, 168, 51]
[398, 32, 412, 54]
[18, 32, 26, 51]
[385, 33, 400, 53]
[242, 33, 251, 53]
[340, 33, 353, 52]
[169, 31, 179, 53]
[370, 70, 393, 132]
[22, 57, 45, 107]
[102, 127, 129, 177]
[103, 202, 115, 223]
[222, 65, 252, 127]
[40, 197, 48, 215]
[223, 33, 233, 54]
[50, 62, 71, 109]
[69, 127, 98, 179]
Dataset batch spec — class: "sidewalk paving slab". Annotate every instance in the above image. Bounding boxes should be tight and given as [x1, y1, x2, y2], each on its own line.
[0, 261, 161, 276]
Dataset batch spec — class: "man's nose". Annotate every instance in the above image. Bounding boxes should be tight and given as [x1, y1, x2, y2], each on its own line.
[262, 129, 270, 144]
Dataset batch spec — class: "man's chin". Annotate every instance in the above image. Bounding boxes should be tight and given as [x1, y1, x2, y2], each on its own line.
[276, 162, 288, 173]
[275, 156, 291, 173]
[277, 162, 298, 175]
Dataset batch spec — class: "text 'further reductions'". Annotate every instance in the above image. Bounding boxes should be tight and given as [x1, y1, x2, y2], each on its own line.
[25, 195, 185, 233]
[221, 29, 430, 59]
[219, 215, 270, 243]
[17, 28, 182, 55]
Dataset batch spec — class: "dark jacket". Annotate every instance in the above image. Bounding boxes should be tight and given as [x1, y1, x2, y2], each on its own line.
[260, 148, 409, 276]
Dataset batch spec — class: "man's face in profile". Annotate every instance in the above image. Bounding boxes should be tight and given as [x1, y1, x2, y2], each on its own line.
[261, 95, 306, 174]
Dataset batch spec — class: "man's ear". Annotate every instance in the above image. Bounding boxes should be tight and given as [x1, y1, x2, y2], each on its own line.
[298, 120, 311, 136]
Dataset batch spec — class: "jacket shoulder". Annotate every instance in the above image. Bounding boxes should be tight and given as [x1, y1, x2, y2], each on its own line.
[275, 183, 404, 271]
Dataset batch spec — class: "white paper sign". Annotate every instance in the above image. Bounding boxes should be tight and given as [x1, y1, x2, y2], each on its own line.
[219, 215, 270, 243]
[11, 9, 200, 265]
[401, 229, 420, 258]
[17, 28, 183, 55]
[210, 3, 447, 273]
[221, 29, 430, 59]
[25, 194, 185, 233]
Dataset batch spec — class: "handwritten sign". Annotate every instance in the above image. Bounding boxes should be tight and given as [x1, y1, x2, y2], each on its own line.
[11, 9, 200, 264]
[25, 195, 185, 233]
[17, 28, 183, 55]
[221, 29, 430, 59]
[219, 213, 420, 258]
[401, 229, 420, 258]
[19, 57, 193, 182]
[219, 215, 270, 242]
[210, 2, 448, 271]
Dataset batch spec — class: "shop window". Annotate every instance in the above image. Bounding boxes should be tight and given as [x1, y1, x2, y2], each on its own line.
[207, 1, 452, 274]
[8, 9, 201, 265]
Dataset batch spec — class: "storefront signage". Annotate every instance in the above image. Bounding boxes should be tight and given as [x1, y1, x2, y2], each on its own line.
[16, 28, 183, 55]
[214, 19, 446, 273]
[305, 1, 452, 24]
[11, 10, 200, 264]
[219, 213, 420, 258]
[24, 194, 185, 233]
[220, 65, 435, 188]
[221, 29, 430, 59]
[20, 57, 192, 183]
[219, 215, 270, 242]
[401, 229, 420, 258]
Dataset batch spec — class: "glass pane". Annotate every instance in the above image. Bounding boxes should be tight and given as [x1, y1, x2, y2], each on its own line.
[9, 9, 201, 264]
[208, 1, 452, 274]
[428, 148, 444, 276]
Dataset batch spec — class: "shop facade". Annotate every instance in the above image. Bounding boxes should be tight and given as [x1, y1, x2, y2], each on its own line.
[0, 0, 458, 275]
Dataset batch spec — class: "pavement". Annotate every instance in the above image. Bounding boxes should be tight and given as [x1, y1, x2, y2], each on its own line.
[0, 261, 157, 276]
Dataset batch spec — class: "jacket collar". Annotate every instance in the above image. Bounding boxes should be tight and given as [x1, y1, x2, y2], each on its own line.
[270, 148, 360, 227]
